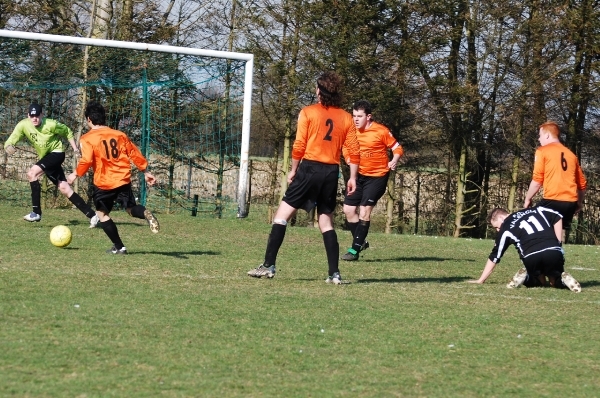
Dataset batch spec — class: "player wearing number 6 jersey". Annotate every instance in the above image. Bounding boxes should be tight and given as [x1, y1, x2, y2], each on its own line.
[67, 101, 160, 254]
[523, 121, 586, 243]
[468, 206, 581, 292]
[247, 71, 360, 284]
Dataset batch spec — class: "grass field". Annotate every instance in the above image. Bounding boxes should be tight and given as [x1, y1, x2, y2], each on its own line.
[1, 203, 599, 397]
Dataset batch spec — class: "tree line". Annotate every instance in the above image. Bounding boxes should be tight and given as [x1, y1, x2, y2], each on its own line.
[1, 0, 599, 241]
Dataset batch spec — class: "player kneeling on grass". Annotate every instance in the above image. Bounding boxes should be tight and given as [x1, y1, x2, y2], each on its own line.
[67, 101, 160, 255]
[468, 206, 581, 292]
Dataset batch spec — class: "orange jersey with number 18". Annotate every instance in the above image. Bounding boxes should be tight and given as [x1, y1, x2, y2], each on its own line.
[291, 103, 360, 166]
[76, 126, 148, 190]
[532, 142, 586, 202]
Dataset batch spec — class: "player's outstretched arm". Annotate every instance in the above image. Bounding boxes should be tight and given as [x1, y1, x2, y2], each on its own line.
[4, 144, 16, 156]
[143, 171, 157, 186]
[468, 259, 497, 284]
[523, 180, 542, 208]
[66, 172, 78, 185]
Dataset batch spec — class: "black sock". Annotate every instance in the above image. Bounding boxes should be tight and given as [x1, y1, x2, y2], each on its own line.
[129, 205, 146, 219]
[322, 229, 339, 276]
[30, 181, 41, 216]
[68, 192, 96, 219]
[347, 221, 358, 238]
[264, 224, 287, 266]
[351, 220, 370, 252]
[99, 218, 125, 249]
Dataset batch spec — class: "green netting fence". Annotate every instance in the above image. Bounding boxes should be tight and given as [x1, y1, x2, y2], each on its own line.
[0, 36, 247, 218]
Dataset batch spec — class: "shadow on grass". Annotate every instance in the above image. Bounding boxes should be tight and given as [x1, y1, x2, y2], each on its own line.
[580, 280, 600, 288]
[65, 220, 151, 228]
[361, 257, 476, 263]
[355, 276, 471, 284]
[131, 250, 220, 259]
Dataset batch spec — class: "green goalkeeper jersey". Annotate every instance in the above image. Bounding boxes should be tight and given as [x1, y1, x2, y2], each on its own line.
[4, 118, 74, 159]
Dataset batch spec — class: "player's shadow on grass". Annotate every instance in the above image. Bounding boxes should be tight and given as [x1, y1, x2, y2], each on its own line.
[132, 250, 220, 259]
[66, 220, 153, 228]
[355, 276, 471, 284]
[580, 280, 600, 288]
[361, 257, 476, 263]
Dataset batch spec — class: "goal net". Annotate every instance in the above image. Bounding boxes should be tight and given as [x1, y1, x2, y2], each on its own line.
[0, 30, 253, 218]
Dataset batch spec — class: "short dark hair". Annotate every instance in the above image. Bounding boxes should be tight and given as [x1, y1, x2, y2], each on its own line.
[487, 207, 508, 224]
[353, 99, 372, 115]
[316, 71, 343, 108]
[85, 101, 106, 126]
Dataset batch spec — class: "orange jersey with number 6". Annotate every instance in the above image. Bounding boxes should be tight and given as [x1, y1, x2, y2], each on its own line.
[291, 103, 360, 166]
[356, 121, 403, 177]
[532, 142, 586, 201]
[76, 126, 148, 190]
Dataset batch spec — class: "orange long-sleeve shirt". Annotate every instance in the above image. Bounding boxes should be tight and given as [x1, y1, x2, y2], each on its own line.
[356, 121, 403, 177]
[76, 126, 148, 190]
[291, 103, 360, 166]
[532, 142, 586, 201]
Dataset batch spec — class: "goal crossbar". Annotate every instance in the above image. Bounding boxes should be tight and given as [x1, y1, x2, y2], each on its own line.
[0, 29, 253, 217]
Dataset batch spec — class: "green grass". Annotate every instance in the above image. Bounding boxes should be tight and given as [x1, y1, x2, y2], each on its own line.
[1, 203, 599, 397]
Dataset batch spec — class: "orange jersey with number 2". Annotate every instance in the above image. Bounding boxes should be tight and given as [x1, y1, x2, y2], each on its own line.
[291, 103, 360, 166]
[76, 126, 148, 190]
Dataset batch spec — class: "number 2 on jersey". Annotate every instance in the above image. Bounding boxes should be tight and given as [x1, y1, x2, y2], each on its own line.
[102, 138, 119, 159]
[323, 119, 333, 141]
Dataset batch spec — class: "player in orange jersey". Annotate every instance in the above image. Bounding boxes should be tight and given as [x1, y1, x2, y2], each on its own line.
[341, 100, 403, 261]
[523, 121, 586, 243]
[247, 71, 360, 284]
[66, 101, 160, 254]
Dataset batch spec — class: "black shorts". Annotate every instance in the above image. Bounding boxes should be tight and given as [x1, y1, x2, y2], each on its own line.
[282, 160, 339, 215]
[343, 172, 389, 207]
[36, 152, 66, 186]
[522, 249, 565, 281]
[538, 199, 577, 230]
[92, 183, 137, 214]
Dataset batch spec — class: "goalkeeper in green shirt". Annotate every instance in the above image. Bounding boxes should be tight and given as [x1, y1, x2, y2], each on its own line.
[4, 103, 98, 226]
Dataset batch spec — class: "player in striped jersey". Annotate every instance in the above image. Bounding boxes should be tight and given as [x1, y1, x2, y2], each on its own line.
[341, 100, 403, 261]
[468, 206, 581, 292]
[247, 71, 360, 284]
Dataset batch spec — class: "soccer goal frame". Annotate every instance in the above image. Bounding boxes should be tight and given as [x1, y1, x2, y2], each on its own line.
[0, 29, 253, 218]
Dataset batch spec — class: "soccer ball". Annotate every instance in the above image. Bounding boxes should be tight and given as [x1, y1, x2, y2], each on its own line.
[50, 225, 72, 248]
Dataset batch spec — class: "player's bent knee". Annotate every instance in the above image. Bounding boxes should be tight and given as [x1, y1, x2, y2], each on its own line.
[58, 184, 73, 196]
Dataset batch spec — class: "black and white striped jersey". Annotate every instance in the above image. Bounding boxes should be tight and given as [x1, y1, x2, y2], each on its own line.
[488, 206, 563, 264]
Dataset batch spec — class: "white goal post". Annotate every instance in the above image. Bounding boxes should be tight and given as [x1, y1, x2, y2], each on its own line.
[0, 29, 254, 218]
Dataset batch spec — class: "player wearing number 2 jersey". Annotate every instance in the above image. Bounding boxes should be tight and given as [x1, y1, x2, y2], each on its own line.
[67, 101, 160, 254]
[523, 121, 586, 242]
[468, 206, 581, 292]
[247, 71, 360, 284]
